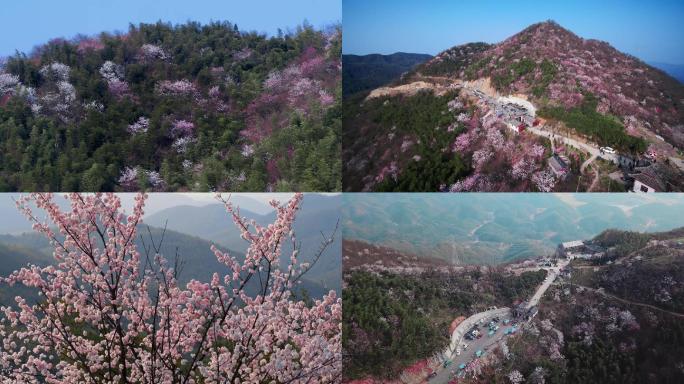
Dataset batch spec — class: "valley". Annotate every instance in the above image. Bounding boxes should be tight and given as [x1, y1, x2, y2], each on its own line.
[342, 193, 684, 265]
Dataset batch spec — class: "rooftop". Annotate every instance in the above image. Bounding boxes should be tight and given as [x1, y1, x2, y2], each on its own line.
[561, 240, 584, 249]
[633, 168, 663, 191]
[548, 155, 569, 173]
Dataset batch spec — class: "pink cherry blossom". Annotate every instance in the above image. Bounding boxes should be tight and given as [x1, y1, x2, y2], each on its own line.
[76, 38, 104, 53]
[172, 136, 196, 153]
[156, 79, 196, 96]
[532, 169, 556, 192]
[118, 166, 139, 190]
[0, 73, 20, 96]
[0, 193, 341, 383]
[170, 119, 195, 137]
[39, 62, 70, 82]
[319, 90, 334, 106]
[128, 116, 150, 134]
[139, 44, 169, 62]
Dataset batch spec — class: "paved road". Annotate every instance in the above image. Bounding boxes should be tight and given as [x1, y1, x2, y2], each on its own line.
[428, 311, 515, 384]
[427, 260, 568, 383]
[460, 81, 618, 164]
[587, 164, 600, 192]
[579, 154, 600, 191]
[527, 125, 617, 164]
[527, 259, 568, 308]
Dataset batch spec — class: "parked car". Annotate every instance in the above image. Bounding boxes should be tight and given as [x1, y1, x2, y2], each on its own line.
[600, 146, 616, 154]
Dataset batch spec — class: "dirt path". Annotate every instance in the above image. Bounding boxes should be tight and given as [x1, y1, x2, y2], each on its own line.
[580, 154, 597, 174]
[579, 154, 600, 191]
[587, 164, 600, 192]
[579, 285, 684, 318]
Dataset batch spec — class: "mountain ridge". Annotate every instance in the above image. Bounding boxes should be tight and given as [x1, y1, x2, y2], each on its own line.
[342, 194, 684, 265]
[342, 52, 432, 96]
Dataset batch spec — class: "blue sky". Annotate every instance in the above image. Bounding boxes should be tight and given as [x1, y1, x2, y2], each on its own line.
[343, 0, 684, 64]
[0, 0, 340, 57]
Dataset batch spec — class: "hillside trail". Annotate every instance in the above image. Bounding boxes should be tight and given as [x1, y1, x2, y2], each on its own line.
[578, 285, 684, 318]
[580, 154, 600, 191]
[580, 154, 597, 174]
[587, 165, 600, 192]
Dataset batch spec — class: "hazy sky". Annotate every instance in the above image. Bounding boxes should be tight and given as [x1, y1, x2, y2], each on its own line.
[0, 193, 300, 217]
[0, 0, 341, 57]
[117, 193, 294, 216]
[343, 0, 684, 64]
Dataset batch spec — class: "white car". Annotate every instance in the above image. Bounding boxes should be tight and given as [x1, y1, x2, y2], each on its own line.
[600, 146, 616, 154]
[456, 348, 461, 356]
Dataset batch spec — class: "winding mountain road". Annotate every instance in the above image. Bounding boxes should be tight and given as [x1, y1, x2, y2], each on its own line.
[527, 125, 617, 164]
[527, 259, 568, 308]
[580, 154, 597, 174]
[428, 259, 569, 383]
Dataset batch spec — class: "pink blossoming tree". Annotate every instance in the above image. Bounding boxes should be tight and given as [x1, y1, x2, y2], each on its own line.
[156, 80, 196, 97]
[170, 120, 195, 137]
[0, 73, 20, 96]
[0, 193, 341, 383]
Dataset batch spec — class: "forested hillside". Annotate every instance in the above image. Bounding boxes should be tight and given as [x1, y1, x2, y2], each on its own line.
[0, 21, 341, 191]
[343, 21, 684, 192]
[343, 265, 546, 381]
[466, 227, 684, 384]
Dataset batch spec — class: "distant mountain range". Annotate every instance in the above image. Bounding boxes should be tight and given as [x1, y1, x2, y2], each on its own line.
[144, 193, 341, 291]
[342, 193, 684, 265]
[649, 62, 684, 84]
[342, 52, 432, 96]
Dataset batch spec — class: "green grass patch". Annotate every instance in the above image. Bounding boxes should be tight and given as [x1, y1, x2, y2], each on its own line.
[538, 93, 647, 153]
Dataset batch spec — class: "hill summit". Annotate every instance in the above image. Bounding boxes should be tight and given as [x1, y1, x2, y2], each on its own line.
[416, 20, 684, 149]
[343, 21, 684, 192]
